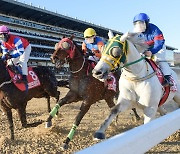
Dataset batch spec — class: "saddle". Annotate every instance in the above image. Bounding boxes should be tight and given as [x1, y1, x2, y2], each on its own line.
[7, 65, 41, 91]
[146, 58, 177, 106]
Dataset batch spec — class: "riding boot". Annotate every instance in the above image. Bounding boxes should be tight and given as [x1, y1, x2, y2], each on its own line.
[163, 75, 174, 87]
[22, 75, 28, 84]
[16, 75, 28, 84]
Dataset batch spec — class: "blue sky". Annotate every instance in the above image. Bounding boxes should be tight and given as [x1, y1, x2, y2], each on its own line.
[21, 0, 180, 51]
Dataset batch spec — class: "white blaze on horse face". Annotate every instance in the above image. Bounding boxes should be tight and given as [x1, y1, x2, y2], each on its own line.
[93, 59, 111, 80]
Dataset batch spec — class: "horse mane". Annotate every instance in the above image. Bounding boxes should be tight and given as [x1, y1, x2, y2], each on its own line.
[120, 32, 149, 53]
[72, 40, 84, 56]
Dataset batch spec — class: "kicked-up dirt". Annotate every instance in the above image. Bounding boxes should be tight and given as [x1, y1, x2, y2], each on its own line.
[0, 87, 179, 154]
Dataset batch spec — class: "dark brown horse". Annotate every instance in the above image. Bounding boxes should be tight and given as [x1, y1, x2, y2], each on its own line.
[0, 59, 66, 140]
[45, 36, 140, 150]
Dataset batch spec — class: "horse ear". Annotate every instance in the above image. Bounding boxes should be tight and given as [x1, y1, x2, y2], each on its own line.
[108, 30, 114, 39]
[70, 35, 74, 40]
[120, 32, 129, 42]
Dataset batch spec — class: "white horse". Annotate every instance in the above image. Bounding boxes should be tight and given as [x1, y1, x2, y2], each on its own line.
[92, 32, 180, 139]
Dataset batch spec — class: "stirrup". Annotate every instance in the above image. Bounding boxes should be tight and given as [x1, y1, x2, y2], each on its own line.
[162, 79, 173, 87]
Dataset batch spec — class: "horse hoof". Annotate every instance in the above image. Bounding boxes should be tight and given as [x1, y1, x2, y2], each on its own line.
[94, 132, 105, 140]
[60, 143, 69, 151]
[45, 121, 52, 128]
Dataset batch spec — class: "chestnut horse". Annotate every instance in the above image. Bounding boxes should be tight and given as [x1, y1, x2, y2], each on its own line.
[0, 59, 66, 140]
[45, 36, 140, 150]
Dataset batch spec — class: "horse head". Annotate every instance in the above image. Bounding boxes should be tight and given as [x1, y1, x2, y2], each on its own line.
[92, 34, 127, 79]
[0, 59, 10, 83]
[51, 36, 76, 69]
[92, 32, 149, 80]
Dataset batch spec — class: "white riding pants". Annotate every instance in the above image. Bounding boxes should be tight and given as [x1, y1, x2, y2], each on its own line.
[7, 44, 31, 75]
[88, 55, 99, 63]
[153, 45, 171, 76]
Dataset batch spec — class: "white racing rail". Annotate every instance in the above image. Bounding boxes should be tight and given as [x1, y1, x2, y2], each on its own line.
[76, 108, 180, 154]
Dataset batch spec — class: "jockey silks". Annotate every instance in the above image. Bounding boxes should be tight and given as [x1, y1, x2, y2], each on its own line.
[0, 34, 31, 76]
[138, 23, 165, 54]
[82, 36, 104, 61]
[1, 34, 29, 58]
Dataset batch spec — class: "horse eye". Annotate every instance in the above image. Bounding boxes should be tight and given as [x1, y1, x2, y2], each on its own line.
[110, 47, 122, 58]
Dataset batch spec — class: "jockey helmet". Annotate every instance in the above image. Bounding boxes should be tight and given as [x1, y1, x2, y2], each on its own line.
[0, 25, 10, 34]
[133, 13, 150, 23]
[84, 28, 96, 38]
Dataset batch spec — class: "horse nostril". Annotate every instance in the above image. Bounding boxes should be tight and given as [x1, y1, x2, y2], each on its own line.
[95, 71, 102, 76]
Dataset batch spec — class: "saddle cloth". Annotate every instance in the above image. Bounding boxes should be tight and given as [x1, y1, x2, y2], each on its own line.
[146, 59, 177, 106]
[8, 66, 41, 91]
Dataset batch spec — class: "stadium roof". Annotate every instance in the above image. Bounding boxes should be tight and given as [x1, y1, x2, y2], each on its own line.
[0, 0, 177, 50]
[0, 0, 122, 38]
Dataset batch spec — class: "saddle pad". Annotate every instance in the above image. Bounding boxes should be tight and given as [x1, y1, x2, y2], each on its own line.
[8, 67, 41, 91]
[146, 59, 177, 106]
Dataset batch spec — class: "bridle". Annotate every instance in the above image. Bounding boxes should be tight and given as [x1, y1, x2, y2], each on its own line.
[55, 38, 86, 74]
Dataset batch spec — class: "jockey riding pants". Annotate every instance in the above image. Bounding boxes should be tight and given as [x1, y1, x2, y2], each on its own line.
[88, 55, 99, 63]
[153, 45, 172, 76]
[7, 44, 31, 75]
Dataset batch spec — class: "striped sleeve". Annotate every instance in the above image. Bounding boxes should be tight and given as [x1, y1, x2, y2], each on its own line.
[149, 27, 165, 54]
[1, 44, 8, 59]
[11, 38, 25, 58]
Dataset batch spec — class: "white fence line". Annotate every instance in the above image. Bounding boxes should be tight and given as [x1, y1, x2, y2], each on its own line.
[76, 108, 180, 154]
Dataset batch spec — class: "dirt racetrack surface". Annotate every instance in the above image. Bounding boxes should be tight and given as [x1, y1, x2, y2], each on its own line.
[0, 87, 179, 154]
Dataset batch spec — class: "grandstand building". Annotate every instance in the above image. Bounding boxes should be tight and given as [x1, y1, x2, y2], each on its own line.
[0, 0, 178, 78]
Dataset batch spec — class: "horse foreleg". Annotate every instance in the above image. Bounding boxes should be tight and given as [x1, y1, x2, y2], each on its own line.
[4, 108, 14, 139]
[17, 102, 27, 127]
[94, 99, 130, 140]
[143, 106, 157, 124]
[0, 101, 14, 140]
[61, 101, 91, 150]
[132, 108, 141, 121]
[6, 109, 14, 140]
[45, 91, 78, 128]
[46, 96, 51, 113]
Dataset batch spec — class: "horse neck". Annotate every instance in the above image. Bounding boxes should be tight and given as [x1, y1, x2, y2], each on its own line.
[69, 49, 87, 75]
[0, 61, 11, 84]
[123, 40, 147, 77]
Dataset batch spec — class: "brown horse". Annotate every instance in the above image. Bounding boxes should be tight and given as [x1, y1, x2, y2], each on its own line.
[0, 59, 67, 140]
[45, 36, 140, 150]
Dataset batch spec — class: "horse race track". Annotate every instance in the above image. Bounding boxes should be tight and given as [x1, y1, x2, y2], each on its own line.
[0, 87, 179, 154]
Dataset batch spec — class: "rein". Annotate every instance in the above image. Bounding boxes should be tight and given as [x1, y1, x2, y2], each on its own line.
[120, 56, 146, 69]
[70, 57, 86, 74]
[122, 71, 156, 82]
[0, 79, 12, 88]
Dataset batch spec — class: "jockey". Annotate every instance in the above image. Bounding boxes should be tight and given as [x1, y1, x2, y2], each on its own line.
[82, 28, 104, 63]
[133, 13, 173, 86]
[0, 25, 31, 86]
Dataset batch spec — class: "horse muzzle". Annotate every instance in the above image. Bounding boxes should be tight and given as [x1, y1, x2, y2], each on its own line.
[92, 68, 108, 80]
